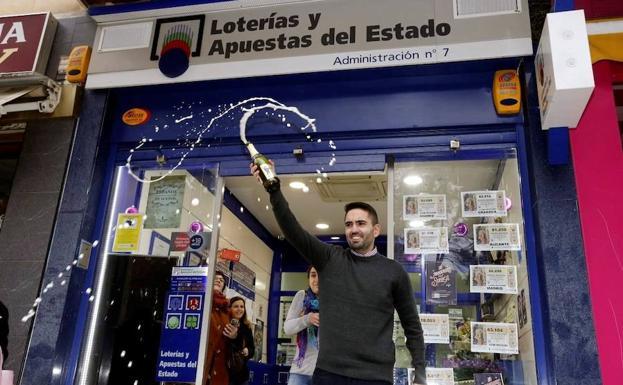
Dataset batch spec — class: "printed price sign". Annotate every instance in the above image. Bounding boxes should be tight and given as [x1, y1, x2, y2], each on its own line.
[470, 265, 517, 294]
[420, 313, 450, 344]
[404, 194, 447, 220]
[461, 191, 507, 217]
[474, 224, 521, 251]
[471, 322, 518, 355]
[405, 227, 449, 254]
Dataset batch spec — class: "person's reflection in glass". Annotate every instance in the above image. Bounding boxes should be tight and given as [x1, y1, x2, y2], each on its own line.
[228, 297, 255, 385]
[203, 271, 238, 385]
[284, 266, 320, 385]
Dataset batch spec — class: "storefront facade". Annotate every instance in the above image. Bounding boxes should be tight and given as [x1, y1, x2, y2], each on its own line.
[0, 10, 97, 382]
[569, 2, 623, 385]
[13, 1, 605, 385]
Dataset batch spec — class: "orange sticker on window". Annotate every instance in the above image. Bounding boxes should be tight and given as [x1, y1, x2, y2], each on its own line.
[122, 108, 151, 126]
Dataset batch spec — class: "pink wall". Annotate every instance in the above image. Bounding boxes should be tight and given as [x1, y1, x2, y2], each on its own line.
[570, 60, 623, 385]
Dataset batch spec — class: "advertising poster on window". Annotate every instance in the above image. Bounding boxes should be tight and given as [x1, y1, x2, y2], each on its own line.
[404, 227, 449, 254]
[423, 368, 454, 385]
[474, 373, 504, 385]
[278, 300, 292, 339]
[253, 319, 264, 362]
[473, 224, 521, 251]
[426, 261, 457, 305]
[156, 267, 208, 382]
[144, 175, 185, 229]
[149, 231, 171, 256]
[112, 213, 143, 252]
[470, 265, 517, 294]
[461, 191, 507, 217]
[448, 308, 463, 338]
[231, 261, 256, 300]
[420, 313, 450, 344]
[404, 194, 447, 220]
[471, 322, 518, 354]
[517, 288, 529, 330]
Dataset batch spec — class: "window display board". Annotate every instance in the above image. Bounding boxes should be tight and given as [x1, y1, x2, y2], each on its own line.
[156, 267, 208, 382]
[392, 155, 535, 384]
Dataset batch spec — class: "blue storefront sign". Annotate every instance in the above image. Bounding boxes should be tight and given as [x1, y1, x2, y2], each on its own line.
[156, 267, 208, 382]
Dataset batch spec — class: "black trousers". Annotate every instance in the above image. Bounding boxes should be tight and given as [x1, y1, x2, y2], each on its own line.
[312, 368, 392, 385]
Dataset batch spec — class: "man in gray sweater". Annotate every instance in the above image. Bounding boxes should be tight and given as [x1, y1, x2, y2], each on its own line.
[251, 164, 426, 385]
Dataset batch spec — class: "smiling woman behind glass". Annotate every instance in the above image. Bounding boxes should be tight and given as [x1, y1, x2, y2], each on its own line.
[228, 296, 255, 385]
[203, 271, 238, 385]
[283, 266, 319, 385]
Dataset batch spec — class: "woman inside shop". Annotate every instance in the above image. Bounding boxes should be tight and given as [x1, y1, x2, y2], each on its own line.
[203, 271, 238, 385]
[228, 297, 255, 385]
[283, 266, 320, 385]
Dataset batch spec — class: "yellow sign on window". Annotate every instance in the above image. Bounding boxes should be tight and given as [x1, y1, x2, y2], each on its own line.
[112, 213, 143, 253]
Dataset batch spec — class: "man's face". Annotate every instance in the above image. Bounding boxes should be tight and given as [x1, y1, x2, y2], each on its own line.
[344, 208, 380, 254]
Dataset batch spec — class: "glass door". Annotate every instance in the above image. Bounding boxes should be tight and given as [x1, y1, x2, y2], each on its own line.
[76, 162, 223, 385]
[390, 149, 537, 385]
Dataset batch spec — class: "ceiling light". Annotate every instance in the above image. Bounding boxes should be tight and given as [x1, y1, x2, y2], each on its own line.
[289, 181, 306, 189]
[403, 175, 423, 186]
[191, 198, 199, 206]
[331, 236, 340, 240]
[255, 280, 266, 291]
[316, 223, 330, 230]
[409, 220, 425, 228]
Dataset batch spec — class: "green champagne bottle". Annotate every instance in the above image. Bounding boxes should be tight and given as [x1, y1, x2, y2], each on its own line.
[246, 143, 280, 192]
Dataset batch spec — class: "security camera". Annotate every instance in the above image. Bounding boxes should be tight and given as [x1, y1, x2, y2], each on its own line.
[450, 140, 460, 151]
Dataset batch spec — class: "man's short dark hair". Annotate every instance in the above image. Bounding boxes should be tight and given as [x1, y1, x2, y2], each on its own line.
[344, 202, 379, 225]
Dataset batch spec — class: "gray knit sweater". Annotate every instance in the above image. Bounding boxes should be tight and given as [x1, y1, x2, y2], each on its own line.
[271, 189, 426, 384]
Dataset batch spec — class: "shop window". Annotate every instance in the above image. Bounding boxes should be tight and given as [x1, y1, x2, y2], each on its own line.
[79, 163, 273, 385]
[391, 150, 537, 385]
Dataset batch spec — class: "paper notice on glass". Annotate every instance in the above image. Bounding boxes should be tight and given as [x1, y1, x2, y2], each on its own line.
[404, 227, 449, 254]
[420, 313, 450, 344]
[404, 194, 447, 220]
[425, 367, 455, 385]
[461, 191, 507, 217]
[144, 175, 185, 229]
[474, 373, 504, 385]
[470, 265, 518, 294]
[471, 322, 518, 354]
[112, 213, 143, 253]
[473, 224, 521, 251]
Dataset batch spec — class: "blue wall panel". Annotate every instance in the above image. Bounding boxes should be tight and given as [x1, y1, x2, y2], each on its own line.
[523, 63, 600, 385]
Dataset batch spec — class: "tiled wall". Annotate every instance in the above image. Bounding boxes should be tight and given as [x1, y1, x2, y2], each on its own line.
[0, 119, 74, 373]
